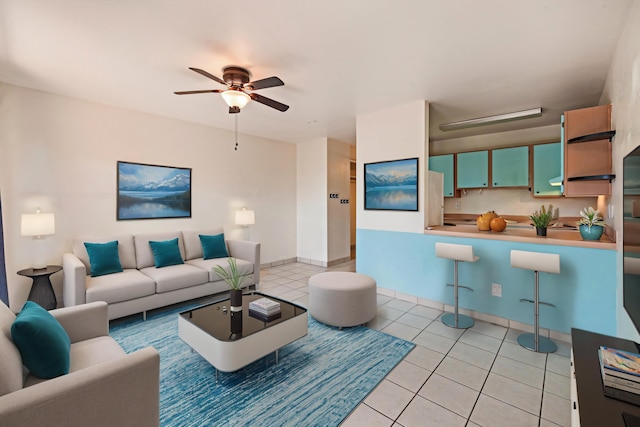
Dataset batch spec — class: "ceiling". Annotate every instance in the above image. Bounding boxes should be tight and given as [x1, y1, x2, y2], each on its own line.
[0, 0, 634, 144]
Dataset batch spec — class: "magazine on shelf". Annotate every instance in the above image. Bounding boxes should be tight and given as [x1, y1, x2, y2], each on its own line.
[604, 378, 640, 395]
[603, 374, 640, 391]
[600, 346, 640, 382]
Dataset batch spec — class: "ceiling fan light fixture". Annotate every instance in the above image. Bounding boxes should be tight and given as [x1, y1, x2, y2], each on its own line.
[221, 90, 251, 109]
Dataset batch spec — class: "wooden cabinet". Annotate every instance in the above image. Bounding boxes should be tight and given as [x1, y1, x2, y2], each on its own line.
[428, 154, 457, 197]
[491, 146, 529, 187]
[533, 142, 562, 197]
[564, 104, 614, 197]
[456, 150, 488, 189]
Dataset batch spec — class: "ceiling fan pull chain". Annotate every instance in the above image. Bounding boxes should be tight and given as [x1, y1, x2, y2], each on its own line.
[234, 114, 238, 151]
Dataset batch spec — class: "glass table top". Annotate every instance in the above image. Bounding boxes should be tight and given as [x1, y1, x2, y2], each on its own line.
[179, 292, 307, 342]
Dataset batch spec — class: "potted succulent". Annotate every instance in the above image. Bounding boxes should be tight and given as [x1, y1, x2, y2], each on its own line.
[529, 204, 554, 236]
[577, 206, 605, 241]
[213, 258, 251, 311]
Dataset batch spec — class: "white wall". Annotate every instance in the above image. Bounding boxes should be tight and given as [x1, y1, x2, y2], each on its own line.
[600, 0, 640, 340]
[0, 83, 297, 311]
[327, 138, 351, 262]
[296, 138, 328, 262]
[356, 101, 429, 233]
[296, 137, 351, 264]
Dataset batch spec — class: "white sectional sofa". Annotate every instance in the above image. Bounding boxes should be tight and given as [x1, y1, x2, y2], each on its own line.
[62, 229, 260, 320]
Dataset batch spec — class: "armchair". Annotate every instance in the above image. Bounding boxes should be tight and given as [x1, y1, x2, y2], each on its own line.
[0, 301, 160, 427]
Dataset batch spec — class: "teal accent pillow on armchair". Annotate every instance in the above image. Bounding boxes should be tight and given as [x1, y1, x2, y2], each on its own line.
[11, 301, 71, 379]
[149, 238, 184, 268]
[84, 240, 123, 277]
[199, 233, 229, 260]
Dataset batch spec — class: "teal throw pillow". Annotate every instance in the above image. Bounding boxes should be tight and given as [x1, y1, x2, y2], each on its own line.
[149, 238, 184, 268]
[84, 240, 123, 277]
[200, 233, 229, 260]
[11, 301, 71, 379]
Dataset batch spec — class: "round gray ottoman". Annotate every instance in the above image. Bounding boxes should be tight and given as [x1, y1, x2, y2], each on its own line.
[308, 272, 377, 327]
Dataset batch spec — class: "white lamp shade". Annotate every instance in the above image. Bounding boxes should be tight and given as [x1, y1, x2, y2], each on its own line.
[221, 90, 251, 109]
[235, 209, 255, 226]
[21, 213, 55, 237]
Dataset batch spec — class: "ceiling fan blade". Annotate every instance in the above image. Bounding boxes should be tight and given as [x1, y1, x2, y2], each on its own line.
[174, 89, 223, 95]
[247, 76, 284, 91]
[249, 93, 289, 112]
[189, 67, 227, 86]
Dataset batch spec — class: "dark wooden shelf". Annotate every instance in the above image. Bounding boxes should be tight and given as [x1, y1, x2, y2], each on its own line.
[568, 130, 616, 144]
[572, 328, 640, 426]
[567, 174, 616, 182]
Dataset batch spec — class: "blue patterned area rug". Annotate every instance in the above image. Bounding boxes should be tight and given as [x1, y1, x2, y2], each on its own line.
[110, 304, 414, 427]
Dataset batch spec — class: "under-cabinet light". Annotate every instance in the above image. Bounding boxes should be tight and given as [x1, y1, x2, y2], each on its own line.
[439, 108, 542, 131]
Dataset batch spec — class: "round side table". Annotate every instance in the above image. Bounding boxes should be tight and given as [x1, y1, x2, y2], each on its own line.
[17, 265, 62, 310]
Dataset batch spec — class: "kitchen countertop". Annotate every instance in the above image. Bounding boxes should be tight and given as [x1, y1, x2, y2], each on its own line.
[425, 223, 616, 250]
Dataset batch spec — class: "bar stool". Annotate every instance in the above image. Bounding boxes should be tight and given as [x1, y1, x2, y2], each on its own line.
[435, 242, 479, 329]
[510, 249, 560, 353]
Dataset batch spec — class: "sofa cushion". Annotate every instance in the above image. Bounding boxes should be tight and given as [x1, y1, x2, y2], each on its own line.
[73, 234, 136, 270]
[140, 264, 208, 293]
[187, 257, 255, 283]
[134, 231, 185, 269]
[200, 233, 229, 260]
[86, 269, 156, 304]
[183, 228, 224, 260]
[0, 301, 23, 396]
[149, 238, 185, 268]
[11, 301, 71, 379]
[84, 241, 124, 277]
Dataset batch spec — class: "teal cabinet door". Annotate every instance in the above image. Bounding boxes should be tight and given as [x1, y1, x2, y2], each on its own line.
[491, 146, 529, 187]
[456, 151, 488, 188]
[428, 154, 455, 197]
[533, 142, 562, 196]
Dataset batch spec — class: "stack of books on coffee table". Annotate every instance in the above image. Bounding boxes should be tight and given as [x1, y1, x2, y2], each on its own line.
[598, 345, 640, 405]
[249, 297, 281, 322]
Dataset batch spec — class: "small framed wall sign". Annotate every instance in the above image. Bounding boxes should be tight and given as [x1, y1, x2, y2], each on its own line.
[364, 157, 418, 211]
[117, 161, 192, 220]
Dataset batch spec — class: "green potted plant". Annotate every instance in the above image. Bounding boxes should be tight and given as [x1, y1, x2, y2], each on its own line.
[529, 204, 554, 236]
[213, 258, 251, 310]
[576, 206, 605, 241]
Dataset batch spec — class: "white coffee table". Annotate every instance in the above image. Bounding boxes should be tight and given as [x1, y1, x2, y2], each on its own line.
[178, 292, 308, 379]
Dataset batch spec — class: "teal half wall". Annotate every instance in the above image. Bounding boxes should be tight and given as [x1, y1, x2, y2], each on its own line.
[356, 228, 616, 335]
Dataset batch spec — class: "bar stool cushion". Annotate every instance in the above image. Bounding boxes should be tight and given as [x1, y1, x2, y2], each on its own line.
[511, 250, 560, 273]
[308, 272, 377, 327]
[435, 242, 479, 263]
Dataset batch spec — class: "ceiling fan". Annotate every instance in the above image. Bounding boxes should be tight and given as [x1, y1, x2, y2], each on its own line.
[174, 66, 289, 114]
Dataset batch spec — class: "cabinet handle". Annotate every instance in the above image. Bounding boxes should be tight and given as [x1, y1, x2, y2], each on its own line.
[573, 401, 576, 410]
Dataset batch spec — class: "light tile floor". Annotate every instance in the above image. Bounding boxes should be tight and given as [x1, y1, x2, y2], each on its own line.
[259, 260, 572, 427]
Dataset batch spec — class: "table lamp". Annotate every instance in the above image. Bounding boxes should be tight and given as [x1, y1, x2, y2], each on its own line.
[21, 209, 55, 269]
[235, 208, 255, 240]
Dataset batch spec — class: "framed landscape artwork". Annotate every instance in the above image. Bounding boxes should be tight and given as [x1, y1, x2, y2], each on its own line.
[364, 157, 418, 211]
[117, 161, 192, 220]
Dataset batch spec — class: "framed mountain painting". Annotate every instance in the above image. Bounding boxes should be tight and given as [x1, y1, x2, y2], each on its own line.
[364, 157, 418, 211]
[117, 161, 192, 220]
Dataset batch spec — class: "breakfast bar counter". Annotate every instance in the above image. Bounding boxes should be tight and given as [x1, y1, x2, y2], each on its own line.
[425, 223, 616, 250]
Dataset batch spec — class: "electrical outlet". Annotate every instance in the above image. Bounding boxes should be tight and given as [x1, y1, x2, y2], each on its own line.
[455, 202, 461, 210]
[491, 283, 502, 297]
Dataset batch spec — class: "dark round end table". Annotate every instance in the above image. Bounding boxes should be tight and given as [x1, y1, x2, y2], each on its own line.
[17, 265, 62, 310]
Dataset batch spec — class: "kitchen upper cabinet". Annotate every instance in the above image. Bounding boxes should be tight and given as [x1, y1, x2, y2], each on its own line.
[564, 104, 614, 197]
[457, 150, 488, 189]
[533, 142, 562, 197]
[491, 146, 529, 187]
[428, 154, 457, 197]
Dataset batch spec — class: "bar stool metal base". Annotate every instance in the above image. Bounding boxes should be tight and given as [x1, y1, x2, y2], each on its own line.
[441, 313, 475, 329]
[517, 333, 557, 353]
